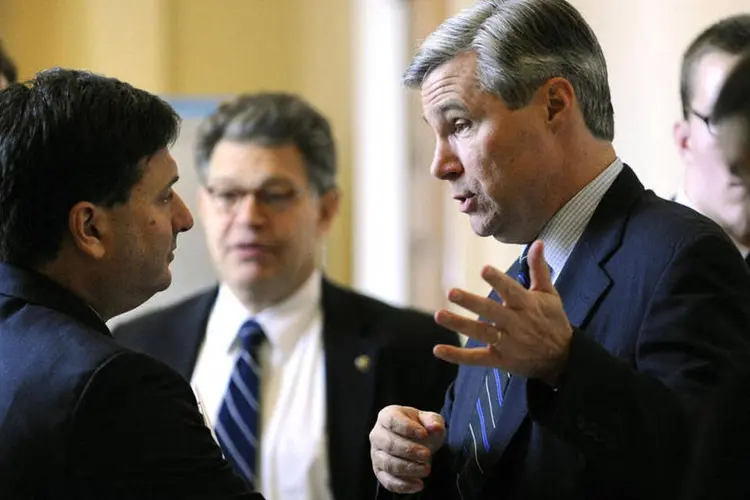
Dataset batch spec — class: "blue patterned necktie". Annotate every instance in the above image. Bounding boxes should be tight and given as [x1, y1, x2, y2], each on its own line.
[458, 248, 533, 494]
[215, 320, 266, 489]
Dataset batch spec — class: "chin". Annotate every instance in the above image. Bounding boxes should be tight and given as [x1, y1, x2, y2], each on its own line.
[469, 214, 500, 238]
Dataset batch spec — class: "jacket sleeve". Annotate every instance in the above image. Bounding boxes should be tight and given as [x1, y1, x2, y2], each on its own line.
[525, 232, 750, 499]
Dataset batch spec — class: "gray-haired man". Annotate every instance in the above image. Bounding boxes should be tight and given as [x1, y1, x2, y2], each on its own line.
[368, 1, 750, 499]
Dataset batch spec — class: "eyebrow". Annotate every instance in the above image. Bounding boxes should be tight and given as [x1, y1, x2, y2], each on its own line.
[163, 175, 179, 190]
[207, 176, 297, 189]
[422, 100, 470, 123]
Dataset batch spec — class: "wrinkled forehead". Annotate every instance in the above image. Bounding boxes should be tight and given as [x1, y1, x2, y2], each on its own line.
[420, 53, 485, 117]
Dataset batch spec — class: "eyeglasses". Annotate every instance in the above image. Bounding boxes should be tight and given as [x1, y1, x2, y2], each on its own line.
[690, 109, 718, 136]
[204, 184, 301, 214]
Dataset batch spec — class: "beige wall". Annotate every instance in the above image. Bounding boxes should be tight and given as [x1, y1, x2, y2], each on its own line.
[0, 0, 353, 288]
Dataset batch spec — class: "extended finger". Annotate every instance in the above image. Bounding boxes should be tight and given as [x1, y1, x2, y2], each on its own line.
[433, 344, 507, 368]
[527, 240, 555, 293]
[480, 265, 528, 309]
[446, 288, 513, 325]
[434, 310, 503, 345]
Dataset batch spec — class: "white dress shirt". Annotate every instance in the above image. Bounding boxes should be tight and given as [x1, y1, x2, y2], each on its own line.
[191, 270, 332, 500]
[526, 157, 624, 283]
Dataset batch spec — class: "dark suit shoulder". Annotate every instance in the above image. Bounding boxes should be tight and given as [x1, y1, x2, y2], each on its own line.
[114, 287, 217, 339]
[324, 280, 459, 346]
[631, 191, 734, 245]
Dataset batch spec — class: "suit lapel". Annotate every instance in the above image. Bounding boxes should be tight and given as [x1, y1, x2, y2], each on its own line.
[168, 289, 218, 379]
[481, 165, 645, 462]
[321, 280, 380, 500]
[555, 165, 642, 329]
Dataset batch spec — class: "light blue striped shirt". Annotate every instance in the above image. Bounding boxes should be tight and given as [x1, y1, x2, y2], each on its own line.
[524, 158, 624, 284]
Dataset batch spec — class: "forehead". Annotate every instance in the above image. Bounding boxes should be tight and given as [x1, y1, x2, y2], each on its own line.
[206, 140, 308, 186]
[420, 52, 487, 118]
[134, 148, 178, 191]
[690, 50, 740, 111]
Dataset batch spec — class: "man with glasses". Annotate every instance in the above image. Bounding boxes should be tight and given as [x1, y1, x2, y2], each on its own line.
[673, 15, 750, 261]
[114, 92, 459, 500]
[686, 50, 750, 499]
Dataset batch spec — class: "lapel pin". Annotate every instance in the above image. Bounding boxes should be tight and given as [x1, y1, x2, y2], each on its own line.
[354, 354, 371, 373]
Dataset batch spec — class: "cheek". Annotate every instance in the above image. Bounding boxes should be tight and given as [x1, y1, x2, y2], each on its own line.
[202, 217, 233, 249]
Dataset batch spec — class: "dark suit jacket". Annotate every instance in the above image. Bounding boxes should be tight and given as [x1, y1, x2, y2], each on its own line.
[685, 366, 750, 500]
[0, 264, 261, 499]
[114, 278, 460, 500]
[384, 166, 750, 500]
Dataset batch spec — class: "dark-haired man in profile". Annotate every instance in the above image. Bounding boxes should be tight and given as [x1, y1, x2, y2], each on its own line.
[0, 68, 261, 499]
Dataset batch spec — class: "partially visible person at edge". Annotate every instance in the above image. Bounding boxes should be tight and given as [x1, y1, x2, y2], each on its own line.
[0, 68, 262, 500]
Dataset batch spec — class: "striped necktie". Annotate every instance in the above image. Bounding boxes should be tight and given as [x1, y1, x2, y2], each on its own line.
[215, 320, 266, 490]
[458, 248, 535, 495]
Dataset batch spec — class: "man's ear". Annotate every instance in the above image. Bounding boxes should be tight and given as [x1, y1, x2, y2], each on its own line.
[68, 201, 109, 260]
[317, 188, 341, 236]
[673, 119, 693, 163]
[543, 77, 575, 124]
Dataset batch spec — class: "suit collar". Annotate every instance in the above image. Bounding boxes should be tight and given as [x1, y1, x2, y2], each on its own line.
[187, 278, 378, 499]
[481, 165, 646, 465]
[554, 164, 643, 327]
[0, 263, 109, 336]
[209, 271, 323, 361]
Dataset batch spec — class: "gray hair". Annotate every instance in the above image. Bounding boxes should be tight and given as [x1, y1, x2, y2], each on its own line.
[404, 0, 614, 141]
[195, 92, 337, 194]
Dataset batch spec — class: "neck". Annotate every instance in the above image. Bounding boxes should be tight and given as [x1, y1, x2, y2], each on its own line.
[545, 134, 617, 225]
[563, 133, 617, 196]
[35, 258, 114, 321]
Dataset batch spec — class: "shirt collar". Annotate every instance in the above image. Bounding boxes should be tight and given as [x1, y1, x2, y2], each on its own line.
[521, 157, 624, 283]
[214, 269, 323, 358]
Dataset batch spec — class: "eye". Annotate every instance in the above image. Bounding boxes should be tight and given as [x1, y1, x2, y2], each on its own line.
[161, 189, 175, 204]
[216, 190, 243, 206]
[452, 118, 471, 135]
[258, 188, 298, 206]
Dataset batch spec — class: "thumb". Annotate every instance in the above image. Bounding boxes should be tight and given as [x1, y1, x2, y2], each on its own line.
[418, 411, 446, 453]
[528, 240, 554, 293]
[417, 411, 444, 432]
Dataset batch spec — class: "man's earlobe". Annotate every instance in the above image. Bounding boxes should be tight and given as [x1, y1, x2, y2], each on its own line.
[69, 202, 107, 259]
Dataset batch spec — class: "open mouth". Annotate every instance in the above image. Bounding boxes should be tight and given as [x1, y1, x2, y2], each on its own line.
[454, 193, 477, 213]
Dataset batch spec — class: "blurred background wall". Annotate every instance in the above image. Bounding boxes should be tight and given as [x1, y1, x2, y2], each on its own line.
[0, 0, 748, 320]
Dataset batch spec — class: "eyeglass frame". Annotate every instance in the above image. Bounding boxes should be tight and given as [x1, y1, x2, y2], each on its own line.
[690, 109, 718, 136]
[202, 182, 304, 214]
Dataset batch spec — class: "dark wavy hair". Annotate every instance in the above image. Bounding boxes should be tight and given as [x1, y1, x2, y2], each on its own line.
[0, 68, 180, 267]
